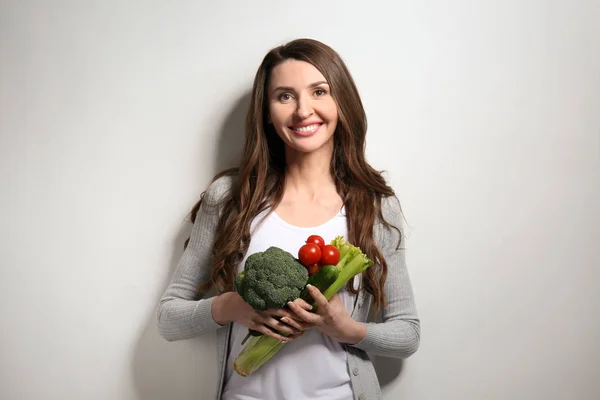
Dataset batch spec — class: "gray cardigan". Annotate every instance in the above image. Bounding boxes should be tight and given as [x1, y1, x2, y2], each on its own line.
[157, 175, 420, 400]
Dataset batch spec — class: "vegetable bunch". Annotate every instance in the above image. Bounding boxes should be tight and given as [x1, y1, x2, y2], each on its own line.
[233, 235, 373, 377]
[297, 235, 341, 276]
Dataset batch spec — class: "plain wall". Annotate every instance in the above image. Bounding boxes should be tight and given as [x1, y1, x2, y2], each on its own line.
[1, 1, 599, 399]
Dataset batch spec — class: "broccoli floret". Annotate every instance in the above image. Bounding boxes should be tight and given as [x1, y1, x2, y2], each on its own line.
[236, 247, 308, 311]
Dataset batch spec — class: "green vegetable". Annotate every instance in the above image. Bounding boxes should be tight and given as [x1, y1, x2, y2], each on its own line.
[298, 265, 339, 304]
[234, 271, 245, 293]
[235, 247, 308, 344]
[235, 247, 308, 311]
[233, 236, 373, 376]
[242, 264, 340, 345]
[318, 236, 373, 309]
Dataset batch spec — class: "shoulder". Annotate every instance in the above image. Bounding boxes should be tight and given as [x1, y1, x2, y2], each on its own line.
[375, 193, 405, 250]
[380, 194, 402, 221]
[203, 173, 236, 208]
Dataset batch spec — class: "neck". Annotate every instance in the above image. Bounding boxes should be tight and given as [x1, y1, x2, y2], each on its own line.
[283, 141, 336, 200]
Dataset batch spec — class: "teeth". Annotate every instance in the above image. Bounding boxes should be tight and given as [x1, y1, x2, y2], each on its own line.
[294, 124, 320, 132]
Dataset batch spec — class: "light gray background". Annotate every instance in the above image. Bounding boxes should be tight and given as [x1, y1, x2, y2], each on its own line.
[1, 1, 599, 399]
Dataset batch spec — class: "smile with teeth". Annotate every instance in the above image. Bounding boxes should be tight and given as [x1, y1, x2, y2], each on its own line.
[290, 123, 321, 133]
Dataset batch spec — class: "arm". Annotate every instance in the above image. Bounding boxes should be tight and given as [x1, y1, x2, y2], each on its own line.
[350, 195, 421, 358]
[156, 177, 231, 342]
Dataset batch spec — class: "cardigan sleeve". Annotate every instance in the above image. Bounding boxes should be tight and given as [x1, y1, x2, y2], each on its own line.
[156, 176, 233, 342]
[350, 195, 421, 358]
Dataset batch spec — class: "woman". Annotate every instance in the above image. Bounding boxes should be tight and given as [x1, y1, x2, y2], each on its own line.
[157, 38, 420, 400]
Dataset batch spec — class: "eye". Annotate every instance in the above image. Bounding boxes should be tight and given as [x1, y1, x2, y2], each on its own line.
[278, 92, 293, 102]
[314, 88, 327, 96]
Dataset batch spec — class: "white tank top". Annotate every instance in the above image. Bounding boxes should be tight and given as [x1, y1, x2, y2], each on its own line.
[221, 206, 355, 400]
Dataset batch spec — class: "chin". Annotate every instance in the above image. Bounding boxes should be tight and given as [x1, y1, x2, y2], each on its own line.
[285, 134, 334, 155]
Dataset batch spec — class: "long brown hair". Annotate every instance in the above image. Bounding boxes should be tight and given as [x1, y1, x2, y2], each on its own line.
[187, 38, 401, 313]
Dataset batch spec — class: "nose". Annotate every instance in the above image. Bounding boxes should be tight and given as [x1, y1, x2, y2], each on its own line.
[295, 94, 314, 120]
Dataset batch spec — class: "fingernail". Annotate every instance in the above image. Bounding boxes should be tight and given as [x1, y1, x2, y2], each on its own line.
[306, 284, 313, 289]
[287, 301, 293, 307]
[280, 317, 287, 323]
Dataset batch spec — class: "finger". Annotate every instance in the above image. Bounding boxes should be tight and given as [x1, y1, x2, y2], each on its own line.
[261, 309, 312, 331]
[264, 308, 296, 317]
[287, 301, 322, 325]
[306, 284, 329, 309]
[272, 309, 314, 329]
[257, 311, 297, 327]
[251, 323, 294, 343]
[263, 316, 301, 335]
[268, 308, 309, 322]
[290, 298, 313, 311]
[280, 316, 312, 331]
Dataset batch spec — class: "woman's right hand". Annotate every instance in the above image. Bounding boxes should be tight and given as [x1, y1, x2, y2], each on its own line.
[211, 292, 311, 342]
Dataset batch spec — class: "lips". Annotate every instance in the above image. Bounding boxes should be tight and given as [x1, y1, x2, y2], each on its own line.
[288, 123, 323, 136]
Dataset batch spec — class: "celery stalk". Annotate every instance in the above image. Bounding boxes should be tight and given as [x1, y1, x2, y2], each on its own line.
[233, 334, 285, 376]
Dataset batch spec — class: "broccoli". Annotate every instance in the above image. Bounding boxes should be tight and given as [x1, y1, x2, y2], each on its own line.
[235, 246, 309, 345]
[235, 246, 308, 311]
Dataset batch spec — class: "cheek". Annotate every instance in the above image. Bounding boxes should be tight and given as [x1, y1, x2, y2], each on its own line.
[325, 110, 339, 134]
[269, 102, 292, 123]
[323, 100, 339, 124]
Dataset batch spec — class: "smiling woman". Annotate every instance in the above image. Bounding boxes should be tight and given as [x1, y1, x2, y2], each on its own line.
[268, 65, 338, 153]
[268, 59, 339, 165]
[157, 38, 420, 400]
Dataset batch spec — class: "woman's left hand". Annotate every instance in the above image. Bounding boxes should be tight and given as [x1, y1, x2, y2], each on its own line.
[287, 284, 367, 344]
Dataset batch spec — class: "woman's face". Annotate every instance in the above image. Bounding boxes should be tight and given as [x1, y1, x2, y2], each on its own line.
[267, 59, 339, 155]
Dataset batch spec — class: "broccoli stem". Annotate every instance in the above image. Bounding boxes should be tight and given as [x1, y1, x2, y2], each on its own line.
[241, 332, 253, 346]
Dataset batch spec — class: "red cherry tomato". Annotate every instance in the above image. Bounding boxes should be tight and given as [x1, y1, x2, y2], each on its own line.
[306, 235, 325, 248]
[320, 244, 340, 266]
[307, 263, 320, 276]
[298, 243, 322, 267]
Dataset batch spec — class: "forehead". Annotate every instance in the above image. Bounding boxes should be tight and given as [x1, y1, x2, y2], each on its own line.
[269, 59, 327, 89]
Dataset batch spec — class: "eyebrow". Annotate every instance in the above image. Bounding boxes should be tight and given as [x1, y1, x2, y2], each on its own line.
[271, 81, 329, 94]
